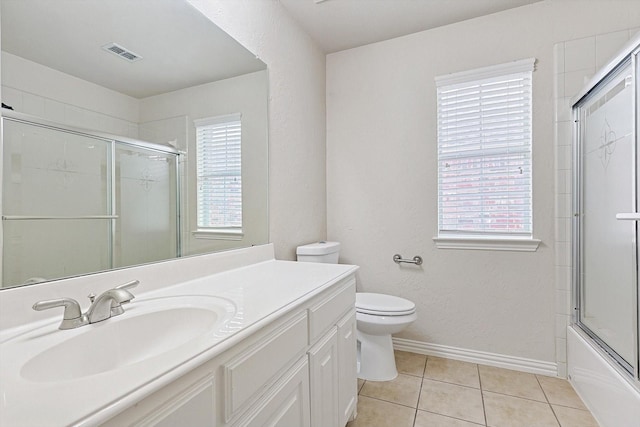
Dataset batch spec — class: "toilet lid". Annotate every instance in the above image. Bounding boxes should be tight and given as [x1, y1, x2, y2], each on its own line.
[356, 293, 416, 316]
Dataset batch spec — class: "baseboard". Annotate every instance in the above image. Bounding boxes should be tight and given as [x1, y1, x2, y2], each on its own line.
[393, 337, 558, 377]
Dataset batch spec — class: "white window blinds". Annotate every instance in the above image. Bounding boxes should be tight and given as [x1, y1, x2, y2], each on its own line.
[436, 59, 535, 237]
[194, 113, 242, 230]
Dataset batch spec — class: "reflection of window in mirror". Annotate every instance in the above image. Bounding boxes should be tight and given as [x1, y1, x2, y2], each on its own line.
[194, 114, 243, 240]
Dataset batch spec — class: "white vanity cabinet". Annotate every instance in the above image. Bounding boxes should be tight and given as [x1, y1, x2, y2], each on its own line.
[102, 275, 357, 427]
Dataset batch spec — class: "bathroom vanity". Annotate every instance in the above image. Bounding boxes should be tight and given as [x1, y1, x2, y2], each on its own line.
[0, 244, 359, 426]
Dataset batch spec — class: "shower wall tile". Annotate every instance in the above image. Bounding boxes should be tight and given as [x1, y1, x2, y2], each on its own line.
[555, 97, 572, 122]
[554, 218, 570, 243]
[2, 86, 23, 111]
[44, 99, 66, 124]
[595, 30, 630, 69]
[555, 242, 570, 267]
[556, 314, 569, 339]
[84, 112, 107, 133]
[554, 72, 565, 99]
[555, 170, 570, 196]
[564, 69, 595, 99]
[556, 337, 567, 363]
[556, 145, 572, 171]
[564, 37, 595, 73]
[554, 43, 565, 75]
[65, 105, 89, 129]
[23, 93, 45, 118]
[557, 121, 572, 149]
[554, 48, 572, 333]
[557, 362, 567, 378]
[139, 116, 188, 150]
[128, 124, 140, 139]
[555, 194, 571, 218]
[555, 290, 570, 315]
[555, 266, 571, 291]
[2, 85, 138, 138]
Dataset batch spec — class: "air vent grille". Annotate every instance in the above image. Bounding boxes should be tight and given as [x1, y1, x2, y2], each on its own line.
[102, 43, 142, 62]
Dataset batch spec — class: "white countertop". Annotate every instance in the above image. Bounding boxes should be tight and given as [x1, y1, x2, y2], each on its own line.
[0, 256, 357, 427]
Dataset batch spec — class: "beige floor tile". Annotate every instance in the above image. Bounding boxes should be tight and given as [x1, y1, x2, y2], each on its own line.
[484, 391, 559, 427]
[425, 356, 480, 388]
[479, 365, 546, 402]
[395, 350, 427, 377]
[360, 373, 422, 408]
[414, 410, 485, 427]
[358, 378, 365, 393]
[418, 379, 485, 425]
[552, 405, 599, 427]
[537, 375, 587, 410]
[346, 395, 416, 427]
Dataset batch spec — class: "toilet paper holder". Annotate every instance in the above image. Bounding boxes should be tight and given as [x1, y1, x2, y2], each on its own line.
[393, 254, 423, 265]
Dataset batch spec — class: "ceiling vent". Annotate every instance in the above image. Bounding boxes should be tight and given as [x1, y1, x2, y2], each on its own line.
[101, 43, 142, 62]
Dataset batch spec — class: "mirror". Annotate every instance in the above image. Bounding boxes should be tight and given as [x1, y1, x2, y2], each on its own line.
[0, 0, 269, 289]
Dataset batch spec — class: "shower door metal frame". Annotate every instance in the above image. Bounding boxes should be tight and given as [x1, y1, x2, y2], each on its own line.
[572, 46, 640, 382]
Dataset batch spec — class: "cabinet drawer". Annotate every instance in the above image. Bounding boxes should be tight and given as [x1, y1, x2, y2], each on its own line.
[223, 311, 308, 422]
[308, 278, 356, 343]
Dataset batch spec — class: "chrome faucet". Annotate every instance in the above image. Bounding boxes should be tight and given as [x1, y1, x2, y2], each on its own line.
[85, 285, 136, 323]
[32, 280, 139, 330]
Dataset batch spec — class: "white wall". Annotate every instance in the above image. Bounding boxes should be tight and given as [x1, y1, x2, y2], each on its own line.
[188, 0, 328, 260]
[326, 0, 640, 367]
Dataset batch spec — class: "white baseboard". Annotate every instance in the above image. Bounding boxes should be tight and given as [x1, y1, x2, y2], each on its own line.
[393, 337, 558, 377]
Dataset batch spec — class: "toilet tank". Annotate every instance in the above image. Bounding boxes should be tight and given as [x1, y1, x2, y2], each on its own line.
[296, 241, 340, 263]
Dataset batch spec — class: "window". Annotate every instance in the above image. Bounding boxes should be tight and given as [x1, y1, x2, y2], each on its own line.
[194, 113, 242, 238]
[434, 58, 540, 251]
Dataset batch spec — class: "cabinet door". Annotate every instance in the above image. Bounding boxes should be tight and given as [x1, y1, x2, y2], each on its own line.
[337, 310, 357, 426]
[237, 357, 310, 427]
[133, 374, 215, 427]
[309, 327, 339, 427]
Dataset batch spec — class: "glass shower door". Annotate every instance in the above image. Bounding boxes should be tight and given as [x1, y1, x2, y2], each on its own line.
[114, 143, 179, 268]
[2, 119, 112, 287]
[576, 59, 636, 372]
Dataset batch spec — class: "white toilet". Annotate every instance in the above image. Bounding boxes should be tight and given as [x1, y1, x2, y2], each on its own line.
[296, 241, 417, 382]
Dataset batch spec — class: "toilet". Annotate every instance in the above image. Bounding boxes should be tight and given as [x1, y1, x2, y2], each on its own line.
[296, 241, 417, 381]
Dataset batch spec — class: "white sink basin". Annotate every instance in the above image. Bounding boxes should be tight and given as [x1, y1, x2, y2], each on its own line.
[15, 295, 236, 382]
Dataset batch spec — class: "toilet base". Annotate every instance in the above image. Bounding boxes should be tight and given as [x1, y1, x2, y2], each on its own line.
[357, 330, 398, 381]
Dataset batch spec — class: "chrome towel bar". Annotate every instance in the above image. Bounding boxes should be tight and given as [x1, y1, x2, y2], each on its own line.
[393, 254, 423, 266]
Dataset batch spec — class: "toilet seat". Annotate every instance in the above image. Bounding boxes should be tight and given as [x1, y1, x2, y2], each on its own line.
[356, 293, 416, 316]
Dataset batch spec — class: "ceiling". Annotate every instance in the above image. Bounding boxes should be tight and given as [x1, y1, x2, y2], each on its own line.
[278, 0, 543, 53]
[1, 0, 266, 99]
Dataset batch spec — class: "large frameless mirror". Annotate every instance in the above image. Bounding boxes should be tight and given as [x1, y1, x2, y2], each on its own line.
[0, 0, 269, 289]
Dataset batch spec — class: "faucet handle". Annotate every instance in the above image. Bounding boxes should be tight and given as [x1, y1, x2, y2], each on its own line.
[32, 298, 88, 330]
[110, 280, 138, 315]
[114, 280, 139, 292]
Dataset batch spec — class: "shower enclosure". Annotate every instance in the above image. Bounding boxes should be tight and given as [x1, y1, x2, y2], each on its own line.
[1, 113, 181, 288]
[572, 38, 639, 382]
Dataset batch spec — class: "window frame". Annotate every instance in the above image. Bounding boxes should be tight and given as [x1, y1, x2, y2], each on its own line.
[432, 58, 540, 252]
[192, 113, 243, 241]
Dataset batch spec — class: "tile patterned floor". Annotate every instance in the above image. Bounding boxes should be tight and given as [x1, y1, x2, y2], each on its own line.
[346, 351, 599, 427]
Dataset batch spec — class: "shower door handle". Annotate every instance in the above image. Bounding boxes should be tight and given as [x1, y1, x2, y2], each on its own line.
[616, 213, 640, 220]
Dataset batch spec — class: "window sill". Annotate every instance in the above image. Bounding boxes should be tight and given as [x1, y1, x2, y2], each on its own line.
[192, 229, 244, 241]
[432, 236, 541, 252]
